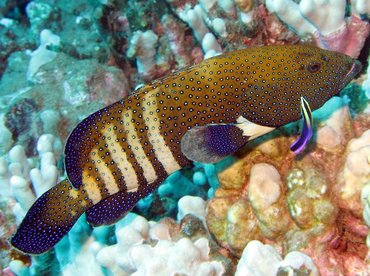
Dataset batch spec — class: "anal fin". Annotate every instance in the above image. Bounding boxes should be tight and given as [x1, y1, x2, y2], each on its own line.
[86, 181, 161, 227]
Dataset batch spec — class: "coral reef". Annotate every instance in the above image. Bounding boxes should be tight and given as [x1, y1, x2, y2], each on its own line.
[235, 240, 319, 275]
[0, 134, 62, 274]
[0, 134, 62, 222]
[27, 29, 60, 80]
[266, 0, 370, 58]
[0, 0, 369, 274]
[96, 202, 225, 276]
[205, 96, 370, 274]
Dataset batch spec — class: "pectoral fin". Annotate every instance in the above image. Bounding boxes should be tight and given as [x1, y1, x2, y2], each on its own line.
[290, 96, 313, 154]
[180, 124, 250, 163]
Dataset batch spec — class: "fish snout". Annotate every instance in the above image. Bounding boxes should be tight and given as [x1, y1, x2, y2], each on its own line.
[335, 59, 361, 93]
[348, 59, 362, 78]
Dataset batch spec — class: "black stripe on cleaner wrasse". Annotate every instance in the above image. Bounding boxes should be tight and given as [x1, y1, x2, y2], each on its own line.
[10, 45, 361, 254]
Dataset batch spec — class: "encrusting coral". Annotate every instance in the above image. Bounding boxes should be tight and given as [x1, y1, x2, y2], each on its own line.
[205, 96, 370, 274]
[235, 240, 319, 275]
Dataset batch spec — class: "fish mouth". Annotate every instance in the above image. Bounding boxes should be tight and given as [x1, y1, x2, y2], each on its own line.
[345, 59, 362, 79]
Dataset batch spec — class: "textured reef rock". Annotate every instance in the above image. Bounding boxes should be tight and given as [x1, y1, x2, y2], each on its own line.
[0, 49, 130, 143]
[235, 240, 319, 275]
[205, 97, 370, 275]
[0, 0, 370, 275]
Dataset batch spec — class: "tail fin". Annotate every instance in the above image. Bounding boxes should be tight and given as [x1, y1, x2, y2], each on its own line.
[10, 179, 93, 255]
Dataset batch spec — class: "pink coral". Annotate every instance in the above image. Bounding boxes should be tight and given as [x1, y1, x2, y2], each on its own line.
[305, 211, 369, 275]
[243, 5, 299, 47]
[86, 70, 130, 106]
[161, 14, 201, 67]
[266, 0, 370, 58]
[313, 15, 370, 58]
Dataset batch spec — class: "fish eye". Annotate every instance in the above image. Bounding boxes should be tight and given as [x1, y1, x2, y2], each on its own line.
[307, 62, 321, 73]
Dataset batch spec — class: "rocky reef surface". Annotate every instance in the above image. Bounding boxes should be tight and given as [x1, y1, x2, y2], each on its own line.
[0, 0, 369, 275]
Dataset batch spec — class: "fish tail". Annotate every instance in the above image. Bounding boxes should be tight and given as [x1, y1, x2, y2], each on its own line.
[10, 179, 93, 255]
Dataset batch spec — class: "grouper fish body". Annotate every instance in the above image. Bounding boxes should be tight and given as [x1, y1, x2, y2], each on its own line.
[11, 45, 361, 254]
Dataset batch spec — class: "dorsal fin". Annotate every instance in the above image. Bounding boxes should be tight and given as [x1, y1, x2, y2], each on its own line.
[64, 112, 103, 188]
[64, 101, 125, 189]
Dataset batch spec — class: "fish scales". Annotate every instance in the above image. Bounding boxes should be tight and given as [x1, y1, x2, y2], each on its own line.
[10, 45, 361, 254]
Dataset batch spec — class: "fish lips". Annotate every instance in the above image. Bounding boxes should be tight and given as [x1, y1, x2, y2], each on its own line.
[346, 59, 362, 79]
[340, 59, 362, 91]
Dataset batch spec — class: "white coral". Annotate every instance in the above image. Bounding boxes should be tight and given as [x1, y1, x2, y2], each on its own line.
[352, 0, 370, 17]
[30, 134, 60, 197]
[315, 97, 350, 150]
[127, 30, 158, 77]
[129, 238, 223, 276]
[340, 130, 370, 201]
[248, 163, 282, 210]
[27, 29, 61, 80]
[0, 114, 13, 155]
[361, 182, 370, 227]
[97, 197, 223, 275]
[362, 61, 370, 106]
[202, 32, 222, 58]
[183, 5, 210, 42]
[266, 0, 346, 36]
[236, 240, 319, 276]
[0, 134, 61, 222]
[177, 195, 206, 221]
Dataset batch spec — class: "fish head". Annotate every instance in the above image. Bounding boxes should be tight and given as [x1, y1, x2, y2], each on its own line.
[242, 45, 362, 127]
[295, 47, 362, 110]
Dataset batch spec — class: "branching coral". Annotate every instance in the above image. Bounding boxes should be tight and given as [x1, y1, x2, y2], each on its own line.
[266, 0, 370, 57]
[93, 197, 224, 275]
[27, 29, 61, 81]
[0, 134, 62, 222]
[127, 30, 159, 80]
[338, 130, 370, 216]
